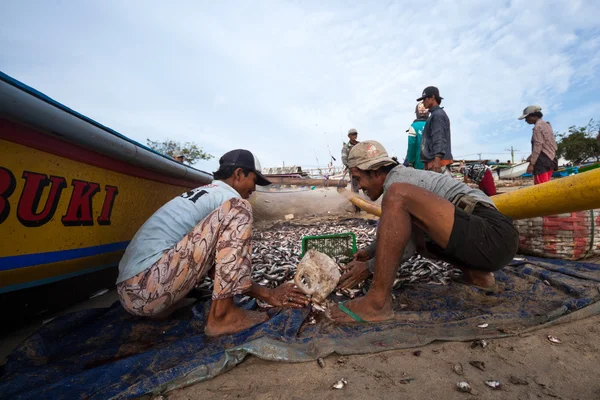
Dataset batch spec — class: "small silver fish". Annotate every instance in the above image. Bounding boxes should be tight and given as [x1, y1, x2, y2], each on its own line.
[317, 358, 325, 368]
[312, 303, 326, 312]
[332, 378, 347, 389]
[547, 335, 562, 344]
[456, 381, 471, 393]
[485, 380, 501, 389]
[478, 323, 489, 328]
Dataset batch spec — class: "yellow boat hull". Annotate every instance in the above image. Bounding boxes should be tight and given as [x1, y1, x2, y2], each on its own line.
[0, 126, 207, 293]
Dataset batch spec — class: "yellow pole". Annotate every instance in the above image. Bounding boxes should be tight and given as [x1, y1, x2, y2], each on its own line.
[338, 168, 600, 220]
[492, 168, 600, 220]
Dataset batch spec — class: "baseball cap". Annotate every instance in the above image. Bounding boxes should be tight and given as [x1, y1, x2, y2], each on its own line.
[219, 149, 272, 186]
[173, 151, 183, 157]
[416, 86, 443, 101]
[347, 140, 399, 170]
[348, 128, 358, 135]
[518, 105, 542, 120]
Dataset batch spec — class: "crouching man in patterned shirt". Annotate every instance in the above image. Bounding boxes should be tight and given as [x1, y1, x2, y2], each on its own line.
[331, 141, 518, 323]
[116, 149, 308, 336]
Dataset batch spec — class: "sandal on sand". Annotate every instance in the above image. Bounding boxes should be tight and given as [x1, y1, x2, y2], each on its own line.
[336, 301, 395, 324]
[337, 301, 366, 323]
[452, 276, 499, 294]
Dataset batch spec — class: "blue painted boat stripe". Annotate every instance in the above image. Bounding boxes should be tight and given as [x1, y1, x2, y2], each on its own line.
[0, 262, 118, 294]
[0, 241, 130, 270]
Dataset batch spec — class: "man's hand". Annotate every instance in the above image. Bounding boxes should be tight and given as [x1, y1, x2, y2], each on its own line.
[266, 283, 309, 308]
[432, 157, 442, 173]
[338, 261, 370, 290]
[526, 164, 534, 174]
[353, 249, 371, 262]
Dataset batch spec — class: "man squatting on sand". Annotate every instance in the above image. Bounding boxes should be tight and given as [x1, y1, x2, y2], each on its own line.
[331, 141, 519, 323]
[116, 149, 309, 336]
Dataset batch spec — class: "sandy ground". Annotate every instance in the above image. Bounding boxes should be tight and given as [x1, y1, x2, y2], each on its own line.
[167, 315, 600, 400]
[3, 186, 599, 400]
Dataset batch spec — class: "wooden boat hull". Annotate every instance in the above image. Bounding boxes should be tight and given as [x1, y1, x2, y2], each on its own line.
[497, 161, 530, 179]
[0, 124, 197, 293]
[0, 72, 213, 297]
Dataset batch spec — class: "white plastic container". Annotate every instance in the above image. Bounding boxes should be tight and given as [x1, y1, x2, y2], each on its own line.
[294, 249, 341, 303]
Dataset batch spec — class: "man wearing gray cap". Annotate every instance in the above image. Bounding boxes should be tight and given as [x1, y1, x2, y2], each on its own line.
[341, 128, 361, 212]
[518, 105, 558, 185]
[331, 140, 518, 323]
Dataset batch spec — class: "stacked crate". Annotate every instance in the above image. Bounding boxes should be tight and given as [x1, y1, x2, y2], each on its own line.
[513, 210, 600, 260]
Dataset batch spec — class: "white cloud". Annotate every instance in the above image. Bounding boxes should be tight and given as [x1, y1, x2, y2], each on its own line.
[1, 0, 599, 170]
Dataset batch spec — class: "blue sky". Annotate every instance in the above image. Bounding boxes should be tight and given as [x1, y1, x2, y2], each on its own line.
[2, 0, 599, 173]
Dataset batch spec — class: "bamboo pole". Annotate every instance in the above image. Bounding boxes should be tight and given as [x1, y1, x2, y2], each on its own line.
[267, 177, 348, 187]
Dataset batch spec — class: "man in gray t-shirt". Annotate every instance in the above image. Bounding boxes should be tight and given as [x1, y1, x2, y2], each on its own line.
[331, 140, 518, 324]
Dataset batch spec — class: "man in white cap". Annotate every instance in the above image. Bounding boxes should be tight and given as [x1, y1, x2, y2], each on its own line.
[518, 105, 558, 185]
[116, 149, 308, 336]
[341, 128, 361, 212]
[331, 140, 518, 323]
[173, 151, 185, 163]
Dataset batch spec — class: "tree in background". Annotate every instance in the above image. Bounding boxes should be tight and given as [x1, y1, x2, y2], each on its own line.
[146, 139, 214, 165]
[556, 120, 600, 164]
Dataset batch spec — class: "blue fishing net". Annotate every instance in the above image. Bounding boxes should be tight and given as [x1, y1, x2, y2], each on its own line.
[1, 256, 599, 399]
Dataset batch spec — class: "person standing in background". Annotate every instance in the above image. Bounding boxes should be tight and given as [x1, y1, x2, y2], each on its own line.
[173, 151, 185, 164]
[403, 102, 428, 169]
[341, 128, 361, 212]
[462, 162, 497, 196]
[417, 86, 453, 174]
[518, 105, 558, 185]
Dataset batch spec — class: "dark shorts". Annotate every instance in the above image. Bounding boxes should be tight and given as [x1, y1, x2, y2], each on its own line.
[428, 204, 519, 272]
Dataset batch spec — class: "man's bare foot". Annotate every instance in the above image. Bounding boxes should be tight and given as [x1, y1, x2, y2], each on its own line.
[329, 294, 395, 323]
[457, 267, 496, 288]
[204, 298, 269, 337]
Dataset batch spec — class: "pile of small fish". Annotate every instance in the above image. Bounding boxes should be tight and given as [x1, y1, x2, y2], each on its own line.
[196, 218, 461, 293]
[393, 254, 461, 289]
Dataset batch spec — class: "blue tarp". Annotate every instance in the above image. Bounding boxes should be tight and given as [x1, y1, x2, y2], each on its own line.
[1, 256, 599, 399]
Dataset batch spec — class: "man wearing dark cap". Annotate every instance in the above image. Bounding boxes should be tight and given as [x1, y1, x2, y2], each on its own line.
[417, 86, 453, 173]
[116, 149, 308, 336]
[518, 105, 558, 185]
[342, 128, 361, 212]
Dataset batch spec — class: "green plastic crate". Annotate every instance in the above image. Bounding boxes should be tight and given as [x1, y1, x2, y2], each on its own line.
[301, 232, 357, 260]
